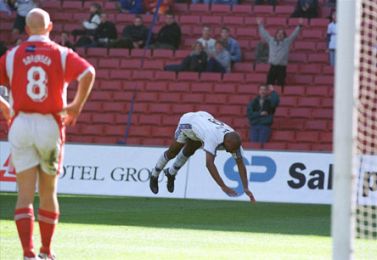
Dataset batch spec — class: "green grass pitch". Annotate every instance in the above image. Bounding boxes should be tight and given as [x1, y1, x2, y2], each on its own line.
[0, 192, 375, 259]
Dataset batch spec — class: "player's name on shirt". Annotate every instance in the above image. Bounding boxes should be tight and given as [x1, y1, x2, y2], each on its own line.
[23, 54, 52, 66]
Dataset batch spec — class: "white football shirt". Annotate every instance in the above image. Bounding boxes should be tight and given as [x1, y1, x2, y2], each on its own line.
[175, 111, 243, 159]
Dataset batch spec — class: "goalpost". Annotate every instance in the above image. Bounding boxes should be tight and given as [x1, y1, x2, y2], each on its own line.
[332, 0, 377, 259]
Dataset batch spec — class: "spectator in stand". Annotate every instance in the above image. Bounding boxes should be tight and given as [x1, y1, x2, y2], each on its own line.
[267, 84, 280, 114]
[165, 41, 207, 72]
[327, 12, 336, 66]
[196, 26, 216, 56]
[58, 31, 74, 49]
[191, 0, 238, 5]
[247, 84, 279, 144]
[10, 0, 38, 42]
[206, 41, 231, 73]
[291, 0, 318, 18]
[118, 0, 144, 14]
[253, 40, 269, 69]
[219, 27, 241, 63]
[93, 13, 117, 47]
[0, 41, 7, 56]
[257, 17, 303, 90]
[72, 3, 102, 42]
[152, 12, 181, 50]
[255, 0, 277, 6]
[326, 0, 336, 8]
[144, 0, 173, 15]
[0, 0, 11, 15]
[112, 15, 147, 49]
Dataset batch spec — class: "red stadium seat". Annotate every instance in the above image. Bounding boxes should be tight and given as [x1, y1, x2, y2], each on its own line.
[222, 73, 245, 83]
[87, 48, 108, 57]
[41, 1, 61, 9]
[174, 3, 189, 14]
[213, 83, 237, 93]
[154, 71, 177, 81]
[108, 48, 130, 57]
[109, 70, 132, 80]
[211, 4, 231, 14]
[152, 49, 174, 59]
[179, 15, 201, 25]
[227, 95, 250, 105]
[62, 1, 83, 10]
[120, 59, 142, 69]
[202, 16, 223, 26]
[253, 5, 274, 15]
[271, 131, 295, 141]
[189, 4, 210, 13]
[262, 142, 288, 151]
[274, 6, 294, 16]
[191, 82, 213, 93]
[142, 60, 164, 70]
[296, 131, 320, 142]
[232, 5, 252, 15]
[305, 120, 328, 130]
[233, 63, 252, 73]
[130, 49, 152, 58]
[200, 73, 222, 82]
[99, 58, 120, 69]
[177, 72, 200, 81]
[132, 70, 154, 80]
[145, 82, 169, 92]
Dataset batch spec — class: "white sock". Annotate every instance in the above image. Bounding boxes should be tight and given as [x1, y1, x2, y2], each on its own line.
[152, 152, 169, 177]
[169, 150, 189, 176]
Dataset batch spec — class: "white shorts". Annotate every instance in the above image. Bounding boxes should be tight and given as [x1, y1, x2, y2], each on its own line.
[174, 112, 208, 144]
[8, 112, 64, 175]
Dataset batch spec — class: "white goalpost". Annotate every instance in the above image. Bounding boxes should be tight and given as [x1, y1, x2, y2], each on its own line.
[332, 0, 377, 259]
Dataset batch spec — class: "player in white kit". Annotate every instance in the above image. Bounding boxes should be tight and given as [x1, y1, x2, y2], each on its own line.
[150, 111, 256, 203]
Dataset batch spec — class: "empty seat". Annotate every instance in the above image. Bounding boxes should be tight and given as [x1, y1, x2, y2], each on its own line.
[177, 72, 200, 81]
[87, 48, 108, 57]
[253, 5, 274, 15]
[211, 4, 231, 14]
[189, 4, 210, 13]
[232, 5, 252, 15]
[222, 73, 245, 82]
[62, 1, 83, 10]
[108, 48, 130, 57]
[274, 6, 294, 16]
[179, 15, 201, 25]
[223, 16, 244, 25]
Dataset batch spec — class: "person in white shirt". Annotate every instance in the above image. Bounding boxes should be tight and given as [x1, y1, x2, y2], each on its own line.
[149, 111, 256, 203]
[327, 12, 336, 66]
[196, 26, 216, 56]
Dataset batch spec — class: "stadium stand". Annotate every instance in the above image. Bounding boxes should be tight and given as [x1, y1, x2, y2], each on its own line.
[0, 0, 334, 152]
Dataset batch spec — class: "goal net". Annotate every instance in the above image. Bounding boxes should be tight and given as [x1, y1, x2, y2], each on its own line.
[355, 0, 377, 254]
[333, 0, 377, 259]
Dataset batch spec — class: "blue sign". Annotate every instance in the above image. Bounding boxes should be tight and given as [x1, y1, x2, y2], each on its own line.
[223, 156, 277, 195]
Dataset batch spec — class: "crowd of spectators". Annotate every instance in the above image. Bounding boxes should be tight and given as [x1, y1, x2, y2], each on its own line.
[0, 0, 337, 145]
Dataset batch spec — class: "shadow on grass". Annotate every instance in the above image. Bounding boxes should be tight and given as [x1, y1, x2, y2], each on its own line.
[0, 192, 330, 236]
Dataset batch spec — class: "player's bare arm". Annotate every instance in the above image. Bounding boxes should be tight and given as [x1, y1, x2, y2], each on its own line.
[62, 68, 95, 126]
[0, 95, 11, 123]
[236, 157, 256, 204]
[205, 152, 237, 196]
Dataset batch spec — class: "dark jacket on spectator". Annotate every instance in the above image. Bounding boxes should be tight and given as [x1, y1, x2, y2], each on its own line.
[95, 21, 117, 43]
[123, 24, 148, 47]
[181, 51, 208, 72]
[247, 97, 274, 126]
[155, 22, 181, 49]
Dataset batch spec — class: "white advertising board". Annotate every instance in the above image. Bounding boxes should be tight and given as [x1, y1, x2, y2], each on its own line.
[1, 141, 376, 205]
